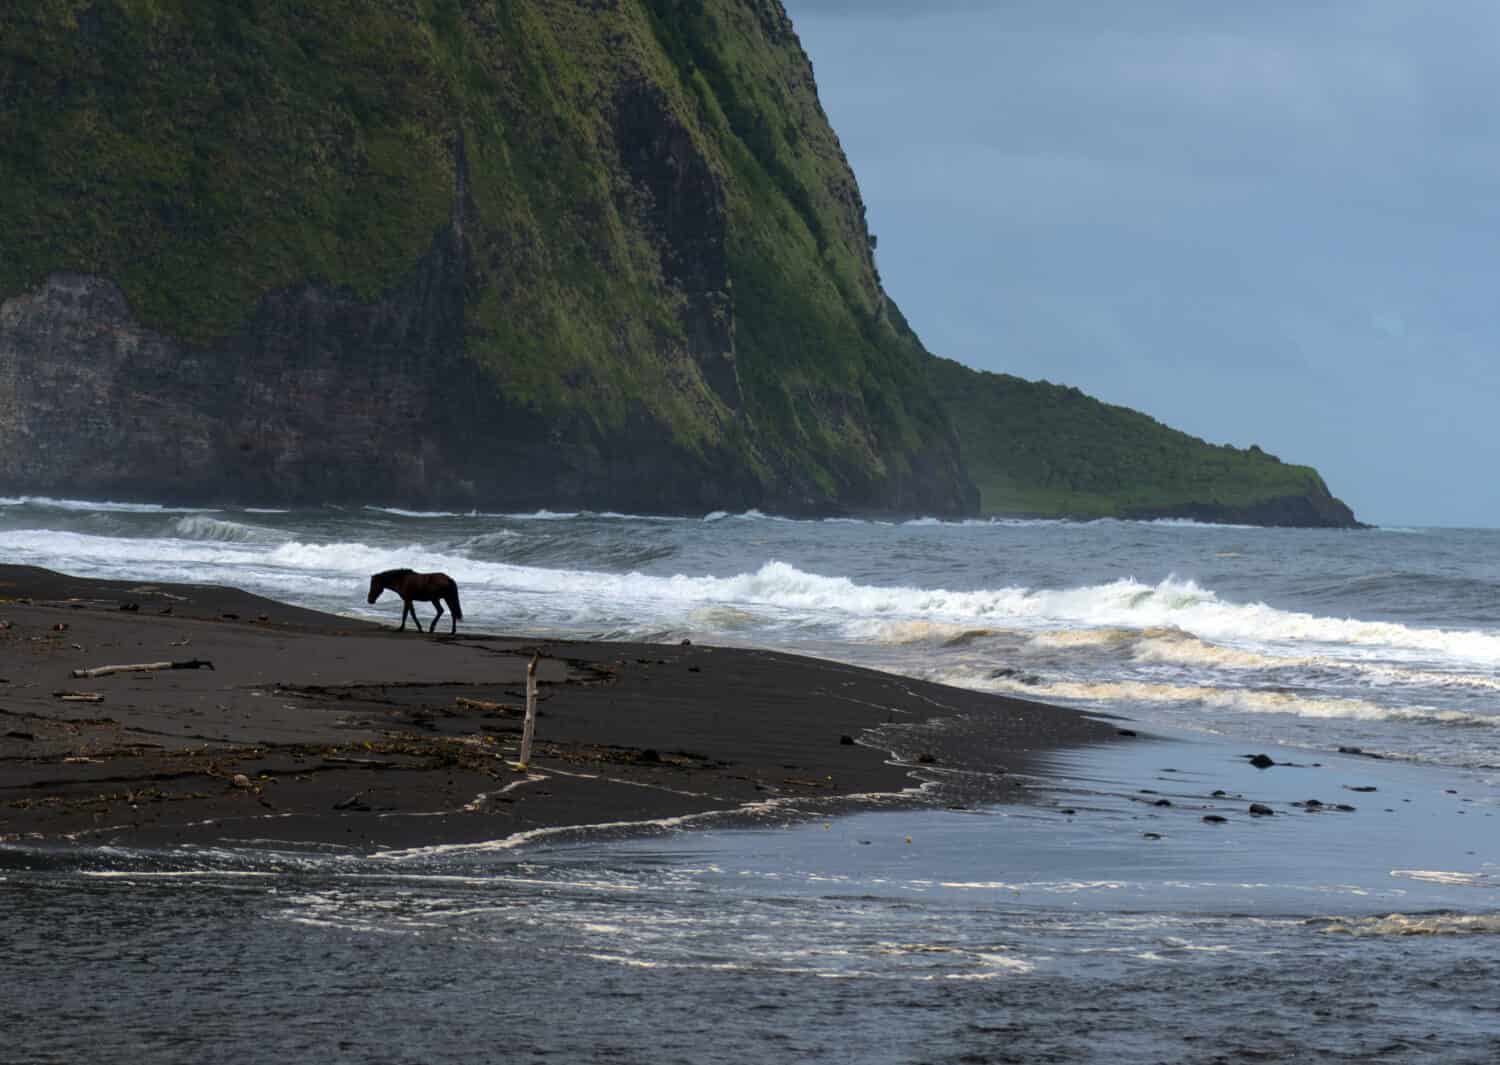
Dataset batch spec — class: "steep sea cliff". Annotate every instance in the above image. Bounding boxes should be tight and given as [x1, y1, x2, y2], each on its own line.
[0, 1, 1357, 525]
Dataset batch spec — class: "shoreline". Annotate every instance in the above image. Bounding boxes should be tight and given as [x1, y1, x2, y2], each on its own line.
[0, 492, 1367, 530]
[0, 565, 1129, 851]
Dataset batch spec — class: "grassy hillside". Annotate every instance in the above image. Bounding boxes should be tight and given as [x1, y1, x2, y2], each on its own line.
[928, 356, 1354, 523]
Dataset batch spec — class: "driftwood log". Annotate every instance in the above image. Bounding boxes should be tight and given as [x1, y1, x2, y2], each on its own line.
[516, 653, 540, 769]
[454, 696, 520, 714]
[70, 658, 215, 679]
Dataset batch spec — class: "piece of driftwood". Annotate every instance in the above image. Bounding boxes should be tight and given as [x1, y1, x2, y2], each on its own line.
[70, 658, 215, 679]
[53, 690, 104, 702]
[516, 653, 540, 769]
[455, 696, 520, 714]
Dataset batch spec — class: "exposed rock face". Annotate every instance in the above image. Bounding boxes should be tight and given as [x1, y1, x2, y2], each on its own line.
[0, 263, 762, 511]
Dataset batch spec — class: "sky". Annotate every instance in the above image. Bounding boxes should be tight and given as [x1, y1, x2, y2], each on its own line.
[783, 1, 1500, 527]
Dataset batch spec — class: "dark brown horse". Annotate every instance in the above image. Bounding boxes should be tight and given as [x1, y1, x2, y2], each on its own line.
[367, 569, 463, 634]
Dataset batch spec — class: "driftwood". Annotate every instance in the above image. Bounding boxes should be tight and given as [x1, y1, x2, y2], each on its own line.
[52, 690, 104, 703]
[70, 658, 215, 679]
[516, 653, 540, 769]
[455, 696, 520, 714]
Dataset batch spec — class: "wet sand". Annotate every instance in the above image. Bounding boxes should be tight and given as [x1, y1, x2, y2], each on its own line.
[0, 565, 1125, 850]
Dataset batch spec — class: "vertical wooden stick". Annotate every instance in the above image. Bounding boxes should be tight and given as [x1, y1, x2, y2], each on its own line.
[517, 652, 539, 769]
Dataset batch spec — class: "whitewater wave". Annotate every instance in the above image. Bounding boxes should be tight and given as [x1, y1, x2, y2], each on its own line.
[1353, 664, 1500, 692]
[687, 605, 766, 631]
[1134, 517, 1261, 531]
[451, 529, 526, 552]
[1030, 627, 1500, 692]
[865, 620, 1011, 645]
[1390, 870, 1494, 887]
[0, 496, 216, 514]
[710, 510, 1065, 529]
[840, 572, 1500, 667]
[591, 512, 688, 522]
[1318, 911, 1500, 936]
[1128, 632, 1310, 671]
[496, 509, 581, 521]
[966, 672, 1498, 728]
[365, 506, 474, 519]
[171, 515, 284, 544]
[1028, 626, 1179, 650]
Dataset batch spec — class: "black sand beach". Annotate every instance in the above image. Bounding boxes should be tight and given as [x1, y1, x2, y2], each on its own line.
[0, 565, 1123, 850]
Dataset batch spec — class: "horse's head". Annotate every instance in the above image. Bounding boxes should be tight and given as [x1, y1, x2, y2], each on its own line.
[367, 573, 384, 604]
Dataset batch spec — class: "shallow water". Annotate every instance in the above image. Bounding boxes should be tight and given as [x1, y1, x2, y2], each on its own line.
[5, 737, 1498, 1063]
[3, 500, 1500, 1060]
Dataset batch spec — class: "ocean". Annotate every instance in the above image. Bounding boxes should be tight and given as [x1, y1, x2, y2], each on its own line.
[2, 498, 1497, 1063]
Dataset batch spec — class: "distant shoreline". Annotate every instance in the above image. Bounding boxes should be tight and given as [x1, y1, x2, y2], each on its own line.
[0, 492, 1368, 530]
[0, 565, 1124, 851]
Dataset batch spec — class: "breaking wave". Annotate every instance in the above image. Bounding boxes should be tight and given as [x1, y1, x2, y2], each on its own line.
[0, 495, 215, 513]
[171, 515, 283, 543]
[1317, 911, 1500, 936]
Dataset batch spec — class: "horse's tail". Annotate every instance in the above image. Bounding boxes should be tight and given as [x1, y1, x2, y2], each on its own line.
[448, 581, 463, 621]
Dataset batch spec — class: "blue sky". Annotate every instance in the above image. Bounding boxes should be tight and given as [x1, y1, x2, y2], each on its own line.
[784, 2, 1500, 526]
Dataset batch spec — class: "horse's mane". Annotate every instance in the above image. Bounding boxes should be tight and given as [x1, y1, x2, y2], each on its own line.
[373, 567, 416, 579]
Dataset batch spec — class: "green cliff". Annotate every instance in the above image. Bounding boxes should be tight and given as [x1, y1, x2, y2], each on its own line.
[0, 0, 1357, 525]
[928, 356, 1359, 526]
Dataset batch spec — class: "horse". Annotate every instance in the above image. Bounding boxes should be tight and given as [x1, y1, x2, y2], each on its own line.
[367, 569, 463, 634]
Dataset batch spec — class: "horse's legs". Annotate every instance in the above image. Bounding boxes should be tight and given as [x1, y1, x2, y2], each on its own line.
[400, 599, 415, 631]
[430, 600, 444, 634]
[446, 596, 458, 634]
